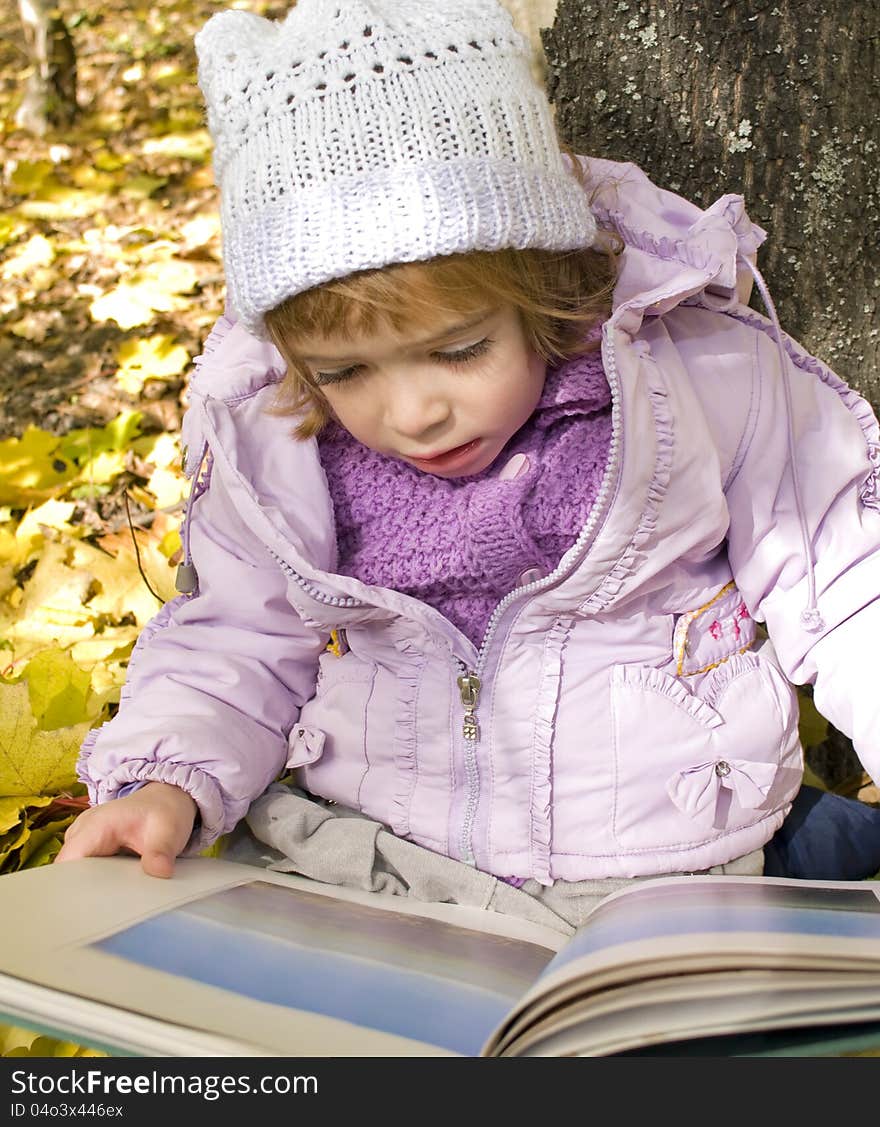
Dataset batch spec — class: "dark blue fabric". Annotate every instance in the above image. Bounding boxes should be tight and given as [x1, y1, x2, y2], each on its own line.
[764, 785, 880, 880]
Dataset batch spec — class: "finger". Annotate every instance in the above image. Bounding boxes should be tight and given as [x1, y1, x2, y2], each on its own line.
[55, 824, 119, 863]
[140, 850, 175, 879]
[138, 819, 182, 880]
[55, 807, 134, 864]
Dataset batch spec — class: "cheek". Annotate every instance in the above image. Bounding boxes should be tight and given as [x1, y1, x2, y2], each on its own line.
[323, 393, 369, 434]
[519, 351, 547, 415]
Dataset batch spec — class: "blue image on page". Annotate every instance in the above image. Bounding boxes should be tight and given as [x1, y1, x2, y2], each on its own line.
[539, 880, 880, 982]
[93, 880, 555, 1056]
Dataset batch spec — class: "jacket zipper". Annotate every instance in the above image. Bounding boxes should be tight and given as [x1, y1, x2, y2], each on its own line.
[263, 327, 625, 870]
[265, 547, 365, 609]
[455, 670, 482, 865]
[453, 326, 624, 867]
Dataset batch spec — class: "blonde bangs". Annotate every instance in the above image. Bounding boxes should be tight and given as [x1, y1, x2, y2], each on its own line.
[265, 241, 620, 439]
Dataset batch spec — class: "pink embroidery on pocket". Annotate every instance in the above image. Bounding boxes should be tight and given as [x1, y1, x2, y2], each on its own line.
[709, 619, 723, 640]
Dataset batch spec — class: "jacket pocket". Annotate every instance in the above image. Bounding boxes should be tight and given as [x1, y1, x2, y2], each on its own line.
[291, 650, 376, 795]
[610, 644, 801, 852]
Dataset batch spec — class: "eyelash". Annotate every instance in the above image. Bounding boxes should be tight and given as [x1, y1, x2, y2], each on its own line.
[312, 337, 494, 387]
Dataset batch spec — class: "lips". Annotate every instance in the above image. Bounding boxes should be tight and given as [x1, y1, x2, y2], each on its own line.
[407, 438, 483, 473]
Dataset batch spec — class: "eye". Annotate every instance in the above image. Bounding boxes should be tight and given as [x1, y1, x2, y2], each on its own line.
[434, 337, 493, 364]
[312, 364, 364, 387]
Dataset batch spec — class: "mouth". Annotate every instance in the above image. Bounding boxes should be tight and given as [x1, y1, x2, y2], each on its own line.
[407, 438, 482, 472]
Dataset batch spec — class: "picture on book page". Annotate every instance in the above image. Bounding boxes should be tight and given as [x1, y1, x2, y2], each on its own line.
[93, 880, 555, 1055]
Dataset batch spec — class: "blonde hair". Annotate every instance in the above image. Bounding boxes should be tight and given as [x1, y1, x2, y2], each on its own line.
[265, 171, 620, 439]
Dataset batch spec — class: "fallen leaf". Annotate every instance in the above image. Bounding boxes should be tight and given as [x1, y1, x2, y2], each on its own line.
[8, 160, 54, 194]
[0, 795, 52, 836]
[24, 649, 98, 730]
[0, 427, 77, 506]
[115, 334, 189, 394]
[0, 680, 87, 797]
[0, 235, 54, 280]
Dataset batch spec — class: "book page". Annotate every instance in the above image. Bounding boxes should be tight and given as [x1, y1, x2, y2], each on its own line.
[483, 875, 880, 1056]
[507, 969, 880, 1056]
[0, 856, 565, 1057]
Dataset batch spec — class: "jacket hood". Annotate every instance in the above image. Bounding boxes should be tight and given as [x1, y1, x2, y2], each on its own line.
[580, 157, 767, 335]
[582, 158, 824, 631]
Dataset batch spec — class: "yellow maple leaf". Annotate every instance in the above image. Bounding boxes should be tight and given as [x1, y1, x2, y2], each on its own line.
[141, 129, 212, 160]
[157, 527, 182, 560]
[0, 215, 28, 248]
[24, 649, 99, 730]
[16, 816, 75, 869]
[0, 794, 52, 835]
[72, 449, 127, 490]
[14, 499, 77, 558]
[0, 427, 77, 507]
[90, 260, 197, 329]
[0, 681, 87, 797]
[0, 541, 96, 667]
[77, 532, 177, 624]
[115, 333, 190, 395]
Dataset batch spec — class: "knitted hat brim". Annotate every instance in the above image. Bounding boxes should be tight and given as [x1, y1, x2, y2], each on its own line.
[223, 157, 598, 338]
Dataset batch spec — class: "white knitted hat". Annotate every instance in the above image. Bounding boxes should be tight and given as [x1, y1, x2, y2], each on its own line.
[195, 0, 598, 339]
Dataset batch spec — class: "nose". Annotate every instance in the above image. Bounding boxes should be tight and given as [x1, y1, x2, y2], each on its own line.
[383, 371, 452, 440]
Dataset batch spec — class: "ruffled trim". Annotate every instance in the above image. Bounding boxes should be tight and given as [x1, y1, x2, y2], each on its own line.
[594, 192, 767, 297]
[75, 727, 101, 795]
[117, 594, 192, 710]
[388, 637, 427, 837]
[582, 383, 675, 613]
[599, 208, 714, 274]
[700, 650, 765, 712]
[77, 593, 194, 795]
[863, 443, 880, 511]
[727, 307, 880, 513]
[526, 616, 572, 885]
[612, 663, 723, 729]
[191, 311, 237, 370]
[76, 741, 228, 854]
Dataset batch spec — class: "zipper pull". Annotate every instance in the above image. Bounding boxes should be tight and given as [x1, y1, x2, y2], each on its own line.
[457, 672, 481, 742]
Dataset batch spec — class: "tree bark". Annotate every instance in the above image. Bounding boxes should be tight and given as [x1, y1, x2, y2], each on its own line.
[542, 0, 880, 409]
[16, 0, 78, 136]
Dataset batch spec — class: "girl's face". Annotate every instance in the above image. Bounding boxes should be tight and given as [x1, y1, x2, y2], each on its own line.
[293, 305, 547, 477]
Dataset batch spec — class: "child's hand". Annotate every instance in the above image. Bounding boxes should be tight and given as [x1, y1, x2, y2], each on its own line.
[55, 782, 197, 879]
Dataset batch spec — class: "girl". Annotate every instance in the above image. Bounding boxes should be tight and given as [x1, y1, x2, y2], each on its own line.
[57, 0, 880, 924]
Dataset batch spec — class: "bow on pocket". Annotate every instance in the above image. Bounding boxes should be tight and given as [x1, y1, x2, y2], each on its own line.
[666, 758, 778, 828]
[285, 724, 326, 768]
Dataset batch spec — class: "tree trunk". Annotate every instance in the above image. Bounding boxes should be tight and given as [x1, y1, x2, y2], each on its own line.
[542, 0, 880, 410]
[16, 0, 78, 136]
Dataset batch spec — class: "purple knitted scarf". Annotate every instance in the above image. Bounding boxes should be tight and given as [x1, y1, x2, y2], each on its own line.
[318, 341, 612, 646]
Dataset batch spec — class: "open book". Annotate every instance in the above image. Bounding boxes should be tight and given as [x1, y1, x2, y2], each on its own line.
[2, 857, 880, 1057]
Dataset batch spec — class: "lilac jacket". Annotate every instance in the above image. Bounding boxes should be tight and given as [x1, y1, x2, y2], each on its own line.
[78, 157, 880, 883]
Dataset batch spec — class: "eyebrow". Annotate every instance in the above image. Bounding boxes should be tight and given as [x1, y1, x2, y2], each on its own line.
[296, 309, 496, 365]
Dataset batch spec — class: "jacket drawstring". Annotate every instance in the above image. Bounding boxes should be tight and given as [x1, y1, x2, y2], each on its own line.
[740, 256, 825, 633]
[175, 443, 210, 595]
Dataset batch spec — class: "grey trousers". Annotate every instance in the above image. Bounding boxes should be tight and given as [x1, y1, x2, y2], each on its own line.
[229, 784, 764, 936]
